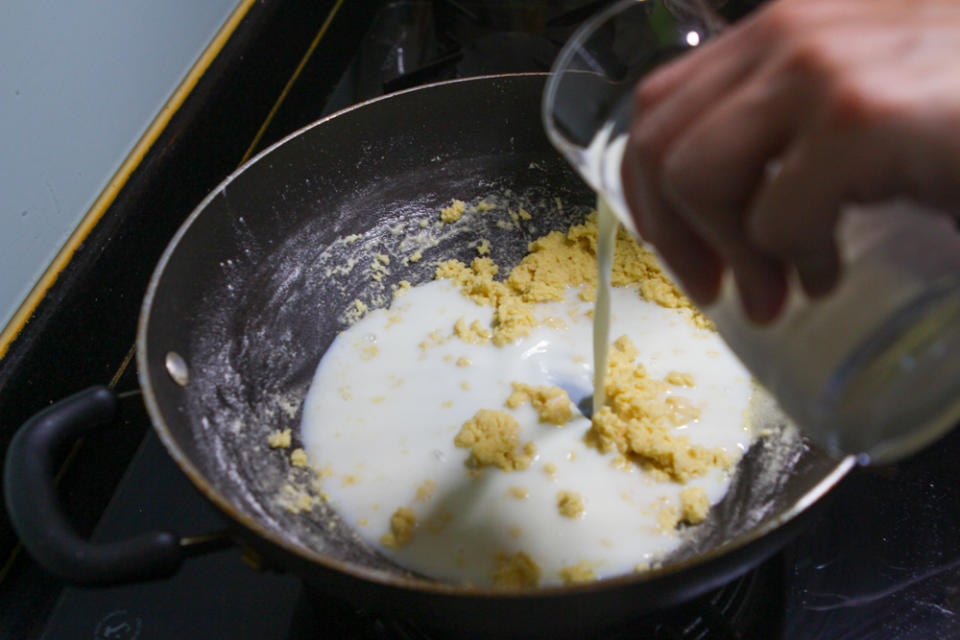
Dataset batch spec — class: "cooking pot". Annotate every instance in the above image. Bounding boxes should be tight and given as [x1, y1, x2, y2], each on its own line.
[5, 74, 853, 638]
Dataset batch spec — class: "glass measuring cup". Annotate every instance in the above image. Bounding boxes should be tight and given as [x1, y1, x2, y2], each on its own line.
[543, 0, 722, 236]
[543, 0, 960, 463]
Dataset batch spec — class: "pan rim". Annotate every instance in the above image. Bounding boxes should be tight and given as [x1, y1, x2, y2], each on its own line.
[137, 72, 855, 599]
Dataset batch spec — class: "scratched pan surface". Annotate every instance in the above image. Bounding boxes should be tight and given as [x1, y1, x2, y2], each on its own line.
[138, 74, 852, 638]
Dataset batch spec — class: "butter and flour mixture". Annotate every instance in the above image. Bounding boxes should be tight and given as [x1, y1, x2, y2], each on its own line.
[297, 200, 756, 588]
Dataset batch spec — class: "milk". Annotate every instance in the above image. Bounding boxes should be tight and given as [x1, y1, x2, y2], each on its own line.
[300, 279, 753, 586]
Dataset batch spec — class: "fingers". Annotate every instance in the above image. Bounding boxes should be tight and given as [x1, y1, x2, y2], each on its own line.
[620, 0, 960, 323]
[747, 126, 885, 298]
[658, 69, 800, 220]
[749, 167, 843, 297]
[728, 249, 788, 324]
[622, 139, 725, 306]
[652, 70, 807, 321]
[621, 8, 803, 320]
[622, 26, 766, 310]
[630, 69, 797, 320]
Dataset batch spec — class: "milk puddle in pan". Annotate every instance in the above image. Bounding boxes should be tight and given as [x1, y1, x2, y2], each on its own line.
[301, 271, 755, 587]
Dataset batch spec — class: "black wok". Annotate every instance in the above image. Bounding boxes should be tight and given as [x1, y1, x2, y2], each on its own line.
[5, 74, 852, 638]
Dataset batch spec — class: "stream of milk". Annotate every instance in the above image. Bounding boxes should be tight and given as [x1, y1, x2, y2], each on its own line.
[591, 197, 619, 413]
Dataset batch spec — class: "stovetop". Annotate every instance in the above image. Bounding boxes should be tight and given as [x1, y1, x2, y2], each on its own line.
[3, 1, 960, 638]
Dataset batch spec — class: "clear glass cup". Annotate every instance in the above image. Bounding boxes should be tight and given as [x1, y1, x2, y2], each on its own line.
[543, 0, 960, 463]
[543, 0, 723, 239]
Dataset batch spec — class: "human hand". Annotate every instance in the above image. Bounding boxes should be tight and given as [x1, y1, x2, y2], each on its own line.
[621, 0, 960, 323]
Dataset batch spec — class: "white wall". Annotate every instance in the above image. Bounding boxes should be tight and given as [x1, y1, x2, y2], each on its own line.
[0, 0, 243, 330]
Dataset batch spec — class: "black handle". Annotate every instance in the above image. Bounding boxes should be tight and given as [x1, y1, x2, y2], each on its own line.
[4, 386, 185, 586]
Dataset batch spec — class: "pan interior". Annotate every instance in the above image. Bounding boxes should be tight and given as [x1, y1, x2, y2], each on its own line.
[141, 76, 842, 592]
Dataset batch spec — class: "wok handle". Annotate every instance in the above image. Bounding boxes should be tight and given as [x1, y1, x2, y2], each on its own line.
[4, 386, 188, 586]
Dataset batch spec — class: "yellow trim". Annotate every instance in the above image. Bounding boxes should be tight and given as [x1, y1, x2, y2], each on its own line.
[0, 0, 258, 362]
[240, 0, 346, 164]
[109, 343, 138, 389]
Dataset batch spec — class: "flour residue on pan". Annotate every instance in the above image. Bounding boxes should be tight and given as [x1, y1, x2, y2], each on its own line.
[180, 155, 807, 579]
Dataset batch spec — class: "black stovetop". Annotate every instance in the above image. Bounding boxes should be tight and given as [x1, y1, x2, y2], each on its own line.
[4, 2, 960, 638]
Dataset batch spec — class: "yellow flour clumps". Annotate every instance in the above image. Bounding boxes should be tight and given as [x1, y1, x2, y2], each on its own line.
[392, 280, 412, 299]
[435, 213, 711, 346]
[506, 382, 573, 425]
[453, 317, 491, 344]
[278, 484, 314, 514]
[679, 487, 710, 524]
[556, 490, 585, 519]
[657, 505, 680, 532]
[587, 336, 731, 482]
[558, 561, 597, 585]
[267, 429, 292, 449]
[381, 507, 417, 548]
[416, 479, 436, 502]
[657, 490, 709, 530]
[665, 371, 695, 387]
[454, 410, 536, 472]
[505, 486, 530, 500]
[440, 199, 466, 223]
[491, 551, 541, 588]
[290, 448, 308, 468]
